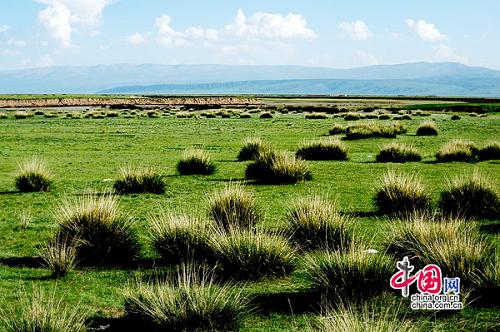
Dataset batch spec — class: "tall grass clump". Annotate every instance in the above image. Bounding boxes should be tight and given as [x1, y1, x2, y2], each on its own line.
[374, 171, 431, 215]
[40, 235, 78, 278]
[416, 120, 438, 136]
[14, 157, 52, 192]
[56, 193, 140, 264]
[305, 248, 393, 300]
[296, 138, 348, 161]
[376, 143, 422, 163]
[0, 288, 87, 332]
[124, 265, 249, 331]
[478, 141, 500, 160]
[344, 122, 406, 140]
[286, 195, 353, 251]
[113, 165, 165, 194]
[177, 149, 216, 175]
[208, 183, 259, 231]
[439, 171, 499, 219]
[150, 212, 213, 264]
[328, 124, 345, 135]
[386, 215, 495, 295]
[319, 301, 418, 332]
[245, 150, 311, 184]
[237, 137, 268, 161]
[209, 229, 296, 280]
[436, 139, 478, 162]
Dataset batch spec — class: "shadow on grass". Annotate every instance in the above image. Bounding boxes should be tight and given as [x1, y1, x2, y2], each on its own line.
[479, 222, 500, 234]
[0, 256, 43, 268]
[0, 191, 24, 195]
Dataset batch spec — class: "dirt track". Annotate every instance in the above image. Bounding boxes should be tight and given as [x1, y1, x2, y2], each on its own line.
[0, 96, 257, 108]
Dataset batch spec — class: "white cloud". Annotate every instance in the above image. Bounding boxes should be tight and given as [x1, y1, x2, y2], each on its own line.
[37, 54, 54, 67]
[338, 20, 372, 40]
[225, 9, 316, 40]
[0, 24, 10, 33]
[406, 19, 446, 42]
[7, 38, 27, 47]
[155, 14, 218, 47]
[126, 32, 146, 45]
[355, 51, 379, 65]
[36, 0, 113, 47]
[434, 44, 467, 63]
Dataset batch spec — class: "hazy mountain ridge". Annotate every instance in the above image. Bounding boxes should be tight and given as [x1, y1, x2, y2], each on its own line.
[1, 62, 499, 96]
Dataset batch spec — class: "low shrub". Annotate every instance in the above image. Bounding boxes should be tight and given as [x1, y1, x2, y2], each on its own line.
[0, 288, 88, 332]
[439, 171, 499, 219]
[378, 114, 391, 120]
[150, 213, 213, 264]
[416, 121, 438, 136]
[305, 113, 327, 119]
[237, 137, 268, 161]
[436, 139, 478, 162]
[40, 235, 78, 278]
[208, 183, 259, 231]
[106, 111, 119, 117]
[0, 112, 7, 119]
[209, 229, 296, 280]
[177, 149, 216, 175]
[245, 150, 311, 184]
[14, 157, 52, 192]
[260, 112, 273, 119]
[239, 113, 251, 118]
[286, 195, 353, 251]
[56, 193, 140, 264]
[374, 171, 431, 215]
[478, 141, 500, 160]
[296, 138, 348, 161]
[124, 265, 249, 331]
[328, 124, 345, 135]
[451, 114, 461, 120]
[376, 143, 422, 163]
[14, 111, 33, 119]
[113, 166, 165, 194]
[305, 248, 393, 300]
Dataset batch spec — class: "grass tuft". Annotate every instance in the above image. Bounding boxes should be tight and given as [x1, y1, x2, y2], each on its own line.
[436, 139, 478, 162]
[56, 193, 140, 264]
[177, 149, 216, 175]
[328, 124, 345, 135]
[305, 248, 393, 300]
[416, 120, 439, 136]
[0, 288, 87, 332]
[208, 183, 260, 231]
[286, 195, 353, 251]
[439, 170, 499, 219]
[14, 157, 53, 192]
[344, 122, 406, 140]
[296, 138, 348, 161]
[478, 141, 500, 160]
[40, 235, 78, 278]
[374, 171, 431, 215]
[376, 143, 422, 163]
[113, 165, 165, 194]
[150, 212, 213, 264]
[237, 137, 268, 161]
[245, 150, 311, 184]
[124, 265, 249, 331]
[209, 229, 296, 280]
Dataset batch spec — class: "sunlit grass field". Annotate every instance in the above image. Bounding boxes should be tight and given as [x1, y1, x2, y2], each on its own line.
[0, 107, 498, 330]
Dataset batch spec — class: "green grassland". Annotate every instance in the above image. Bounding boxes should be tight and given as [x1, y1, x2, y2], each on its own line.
[0, 106, 499, 330]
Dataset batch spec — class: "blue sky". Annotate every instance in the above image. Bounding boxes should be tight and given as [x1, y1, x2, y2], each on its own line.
[1, 0, 499, 70]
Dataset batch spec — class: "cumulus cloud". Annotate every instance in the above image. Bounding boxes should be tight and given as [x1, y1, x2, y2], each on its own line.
[225, 9, 317, 40]
[0, 24, 10, 33]
[155, 14, 218, 47]
[6, 38, 27, 47]
[126, 32, 146, 45]
[338, 20, 372, 40]
[434, 44, 467, 63]
[406, 19, 446, 42]
[36, 0, 113, 47]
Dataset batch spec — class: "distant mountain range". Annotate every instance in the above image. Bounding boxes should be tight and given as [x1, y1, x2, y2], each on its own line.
[1, 62, 499, 96]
